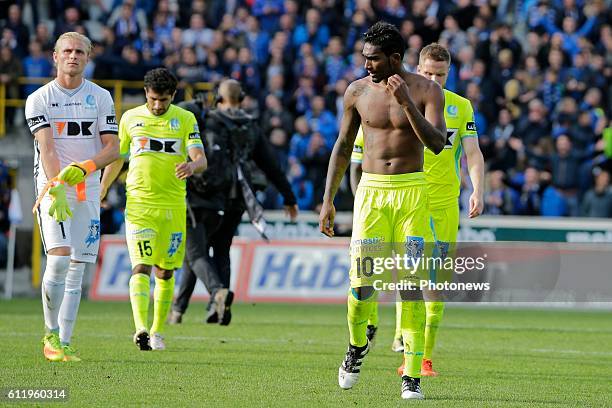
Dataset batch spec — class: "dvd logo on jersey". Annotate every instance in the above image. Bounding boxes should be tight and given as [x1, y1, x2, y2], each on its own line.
[84, 94, 96, 110]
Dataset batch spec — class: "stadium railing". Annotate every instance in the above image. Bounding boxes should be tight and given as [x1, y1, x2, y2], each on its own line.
[0, 78, 215, 136]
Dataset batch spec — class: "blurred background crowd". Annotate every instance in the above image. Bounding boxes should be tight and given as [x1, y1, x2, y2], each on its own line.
[0, 0, 610, 230]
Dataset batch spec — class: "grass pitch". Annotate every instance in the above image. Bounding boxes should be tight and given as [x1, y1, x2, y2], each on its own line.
[1, 299, 611, 407]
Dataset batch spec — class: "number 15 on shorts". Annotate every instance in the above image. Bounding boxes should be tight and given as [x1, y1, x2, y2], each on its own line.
[137, 240, 152, 257]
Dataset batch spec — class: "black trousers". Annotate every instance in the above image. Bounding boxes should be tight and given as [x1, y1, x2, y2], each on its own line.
[173, 206, 244, 314]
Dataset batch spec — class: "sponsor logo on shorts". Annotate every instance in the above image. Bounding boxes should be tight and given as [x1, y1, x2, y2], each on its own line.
[85, 219, 101, 247]
[27, 115, 47, 128]
[167, 232, 183, 256]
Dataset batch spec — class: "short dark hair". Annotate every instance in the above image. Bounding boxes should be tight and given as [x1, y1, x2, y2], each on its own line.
[143, 67, 178, 95]
[363, 21, 406, 58]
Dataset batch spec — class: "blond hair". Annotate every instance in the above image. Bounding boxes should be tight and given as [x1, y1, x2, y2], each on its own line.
[54, 32, 92, 55]
[419, 43, 451, 65]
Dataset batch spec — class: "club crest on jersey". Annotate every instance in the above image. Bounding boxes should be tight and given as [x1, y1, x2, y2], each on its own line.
[85, 219, 100, 247]
[85, 94, 96, 109]
[170, 118, 180, 130]
[446, 105, 458, 118]
[167, 232, 183, 256]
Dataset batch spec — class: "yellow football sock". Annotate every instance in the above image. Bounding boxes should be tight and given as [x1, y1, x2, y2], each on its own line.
[394, 301, 402, 340]
[424, 301, 445, 360]
[368, 303, 379, 327]
[151, 275, 175, 335]
[401, 300, 426, 378]
[347, 289, 374, 347]
[129, 273, 150, 331]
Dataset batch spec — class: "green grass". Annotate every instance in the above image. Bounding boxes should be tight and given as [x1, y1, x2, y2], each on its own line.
[1, 299, 611, 407]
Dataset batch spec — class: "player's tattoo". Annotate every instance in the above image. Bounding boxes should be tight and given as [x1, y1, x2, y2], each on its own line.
[351, 82, 369, 97]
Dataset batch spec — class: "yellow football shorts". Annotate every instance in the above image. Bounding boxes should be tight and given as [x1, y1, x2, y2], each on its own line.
[125, 205, 186, 271]
[350, 172, 434, 288]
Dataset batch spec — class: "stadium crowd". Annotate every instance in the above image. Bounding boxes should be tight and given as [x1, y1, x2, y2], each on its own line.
[1, 0, 611, 220]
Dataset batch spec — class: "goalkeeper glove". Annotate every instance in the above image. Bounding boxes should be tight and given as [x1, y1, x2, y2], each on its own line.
[57, 160, 97, 186]
[48, 182, 72, 222]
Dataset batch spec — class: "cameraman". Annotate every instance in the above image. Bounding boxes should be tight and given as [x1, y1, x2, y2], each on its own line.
[170, 79, 298, 325]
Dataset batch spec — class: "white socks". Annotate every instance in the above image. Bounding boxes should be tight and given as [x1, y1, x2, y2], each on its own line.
[41, 255, 70, 332]
[59, 262, 85, 345]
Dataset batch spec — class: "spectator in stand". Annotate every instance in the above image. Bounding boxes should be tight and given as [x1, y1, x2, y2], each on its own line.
[181, 13, 214, 49]
[300, 130, 330, 207]
[485, 170, 517, 215]
[112, 0, 143, 50]
[288, 116, 311, 162]
[54, 7, 89, 39]
[292, 8, 329, 55]
[261, 94, 293, 137]
[514, 135, 604, 216]
[509, 166, 545, 216]
[293, 75, 315, 115]
[153, 0, 178, 46]
[3, 4, 30, 58]
[34, 23, 54, 55]
[175, 47, 206, 84]
[304, 95, 337, 149]
[515, 99, 551, 149]
[0, 46, 22, 126]
[283, 161, 314, 210]
[23, 41, 53, 96]
[134, 27, 165, 65]
[581, 168, 612, 218]
[491, 108, 517, 171]
[439, 14, 468, 57]
[230, 47, 261, 96]
[323, 37, 347, 87]
[245, 16, 270, 67]
[252, 0, 284, 34]
[106, 0, 148, 33]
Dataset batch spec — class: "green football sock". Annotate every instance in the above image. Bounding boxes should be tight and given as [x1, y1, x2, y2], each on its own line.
[424, 301, 445, 360]
[347, 289, 373, 347]
[129, 273, 150, 331]
[401, 300, 426, 378]
[368, 303, 379, 327]
[151, 275, 175, 335]
[394, 301, 402, 340]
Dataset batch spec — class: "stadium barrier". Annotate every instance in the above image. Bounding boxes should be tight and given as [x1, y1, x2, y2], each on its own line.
[91, 212, 612, 306]
[0, 78, 215, 136]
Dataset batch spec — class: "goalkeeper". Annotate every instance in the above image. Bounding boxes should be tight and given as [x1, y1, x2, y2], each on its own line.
[26, 32, 119, 363]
